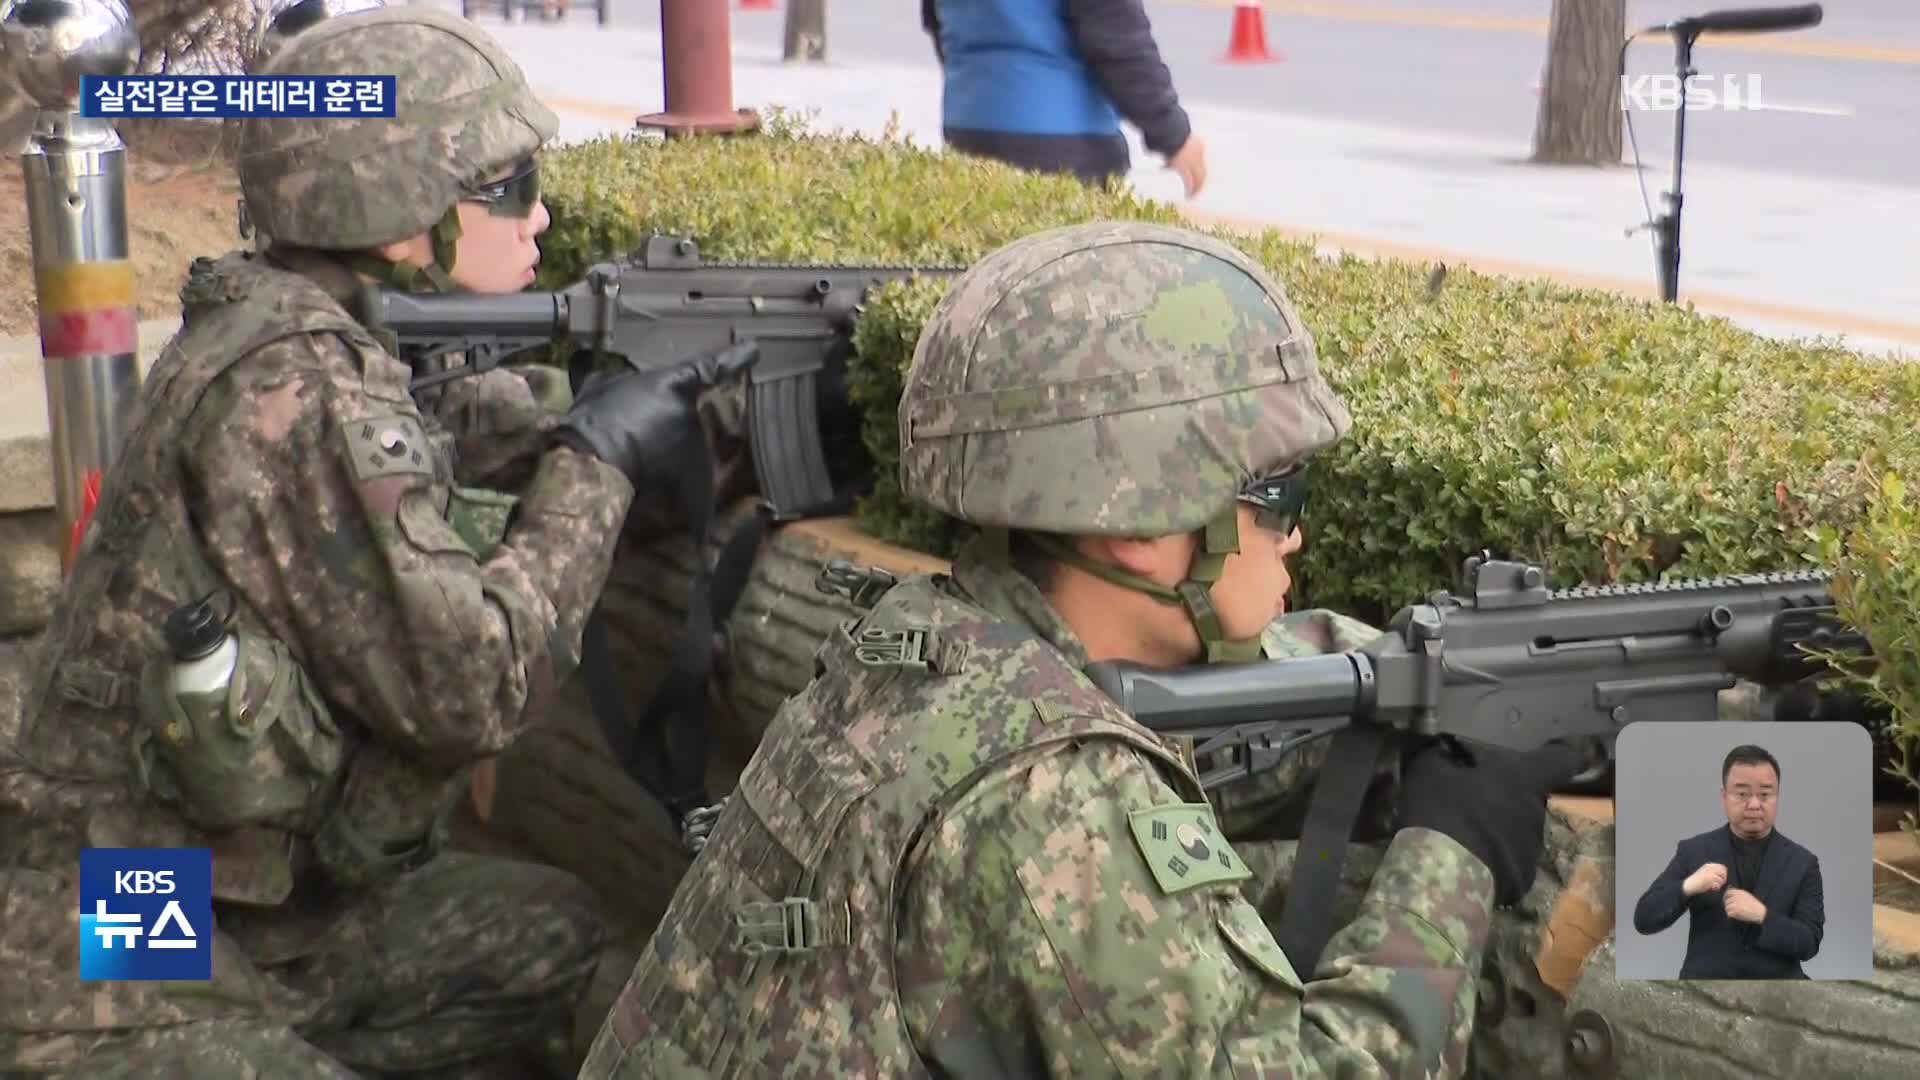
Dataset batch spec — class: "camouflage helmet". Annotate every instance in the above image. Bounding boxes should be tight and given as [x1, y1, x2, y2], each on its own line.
[899, 220, 1353, 661]
[236, 0, 391, 252]
[238, 7, 557, 286]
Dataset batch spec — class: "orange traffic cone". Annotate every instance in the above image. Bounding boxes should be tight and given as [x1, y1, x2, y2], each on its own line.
[1222, 0, 1279, 64]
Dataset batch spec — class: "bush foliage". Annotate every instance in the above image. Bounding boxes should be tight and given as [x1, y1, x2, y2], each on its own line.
[538, 118, 1919, 802]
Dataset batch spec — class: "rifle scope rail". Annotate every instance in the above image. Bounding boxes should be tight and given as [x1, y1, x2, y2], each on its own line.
[1547, 568, 1833, 600]
[656, 255, 971, 274]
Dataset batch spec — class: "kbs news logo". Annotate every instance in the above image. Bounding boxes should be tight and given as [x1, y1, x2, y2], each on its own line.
[78, 847, 213, 981]
[1620, 73, 1766, 112]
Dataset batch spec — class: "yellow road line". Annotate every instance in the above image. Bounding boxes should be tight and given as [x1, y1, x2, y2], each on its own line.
[1187, 1, 1920, 66]
[537, 93, 1918, 354]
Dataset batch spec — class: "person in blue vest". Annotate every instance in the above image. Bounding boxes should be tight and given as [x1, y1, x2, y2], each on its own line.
[921, 0, 1208, 195]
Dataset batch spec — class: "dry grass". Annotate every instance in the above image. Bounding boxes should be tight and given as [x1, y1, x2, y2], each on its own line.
[0, 122, 240, 337]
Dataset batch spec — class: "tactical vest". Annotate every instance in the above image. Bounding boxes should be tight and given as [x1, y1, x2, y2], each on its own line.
[587, 572, 1212, 1076]
[10, 253, 480, 905]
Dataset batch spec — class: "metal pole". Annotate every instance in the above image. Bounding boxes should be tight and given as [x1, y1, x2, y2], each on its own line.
[782, 0, 825, 62]
[636, 0, 761, 136]
[1656, 30, 1698, 304]
[1, 0, 144, 574]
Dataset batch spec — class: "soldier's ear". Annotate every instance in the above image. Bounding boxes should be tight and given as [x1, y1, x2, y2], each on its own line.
[368, 232, 433, 270]
[1082, 532, 1192, 587]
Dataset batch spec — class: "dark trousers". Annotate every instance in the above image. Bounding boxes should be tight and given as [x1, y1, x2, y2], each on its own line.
[943, 126, 1132, 188]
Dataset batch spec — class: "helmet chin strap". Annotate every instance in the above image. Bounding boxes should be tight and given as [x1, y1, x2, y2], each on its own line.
[1026, 504, 1265, 664]
[344, 204, 463, 294]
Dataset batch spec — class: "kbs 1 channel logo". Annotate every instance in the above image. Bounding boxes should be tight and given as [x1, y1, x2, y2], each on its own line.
[77, 74, 397, 119]
[78, 848, 213, 981]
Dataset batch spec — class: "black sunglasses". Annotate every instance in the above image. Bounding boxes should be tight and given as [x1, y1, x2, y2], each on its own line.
[461, 157, 541, 218]
[1238, 462, 1310, 536]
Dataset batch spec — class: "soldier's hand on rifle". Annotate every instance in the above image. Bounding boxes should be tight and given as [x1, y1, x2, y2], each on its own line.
[549, 343, 759, 489]
[1396, 736, 1593, 907]
[1684, 861, 1730, 896]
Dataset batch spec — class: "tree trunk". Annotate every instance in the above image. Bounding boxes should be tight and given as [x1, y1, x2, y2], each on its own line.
[1531, 0, 1626, 165]
[782, 0, 826, 62]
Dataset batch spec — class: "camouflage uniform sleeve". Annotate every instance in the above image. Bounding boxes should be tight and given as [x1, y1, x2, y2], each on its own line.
[898, 738, 1496, 1077]
[183, 333, 634, 767]
[413, 362, 573, 490]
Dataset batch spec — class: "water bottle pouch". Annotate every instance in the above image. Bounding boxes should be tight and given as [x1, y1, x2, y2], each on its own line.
[132, 630, 346, 833]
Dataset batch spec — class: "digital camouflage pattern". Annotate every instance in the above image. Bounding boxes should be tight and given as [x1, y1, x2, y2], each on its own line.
[898, 220, 1352, 537]
[0, 249, 631, 1075]
[3, 853, 603, 1078]
[583, 223, 1494, 1077]
[412, 351, 575, 489]
[580, 544, 1498, 1077]
[240, 7, 558, 250]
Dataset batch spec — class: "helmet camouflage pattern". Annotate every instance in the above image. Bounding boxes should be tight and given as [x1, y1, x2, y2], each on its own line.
[237, 6, 556, 252]
[899, 220, 1352, 537]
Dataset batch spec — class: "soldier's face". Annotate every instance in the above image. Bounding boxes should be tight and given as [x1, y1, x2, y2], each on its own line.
[1124, 505, 1304, 661]
[374, 162, 552, 294]
[448, 184, 552, 293]
[1067, 506, 1303, 667]
[1208, 503, 1305, 641]
[1721, 761, 1779, 838]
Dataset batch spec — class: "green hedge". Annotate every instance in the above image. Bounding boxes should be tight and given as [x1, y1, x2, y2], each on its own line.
[537, 120, 1919, 798]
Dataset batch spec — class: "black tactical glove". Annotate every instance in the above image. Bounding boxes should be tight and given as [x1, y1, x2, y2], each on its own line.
[1396, 735, 1595, 906]
[549, 343, 759, 489]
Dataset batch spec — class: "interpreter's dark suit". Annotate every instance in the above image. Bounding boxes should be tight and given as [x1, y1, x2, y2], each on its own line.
[1631, 825, 1824, 979]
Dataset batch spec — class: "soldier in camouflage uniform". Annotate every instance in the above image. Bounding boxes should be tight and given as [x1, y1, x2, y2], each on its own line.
[579, 221, 1587, 1077]
[0, 9, 747, 1077]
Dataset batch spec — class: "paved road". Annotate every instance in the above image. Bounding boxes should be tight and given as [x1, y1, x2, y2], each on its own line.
[598, 0, 1918, 190]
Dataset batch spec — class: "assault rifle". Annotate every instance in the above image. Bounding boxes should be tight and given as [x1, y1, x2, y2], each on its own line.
[360, 233, 965, 523]
[359, 235, 964, 851]
[1085, 552, 1870, 975]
